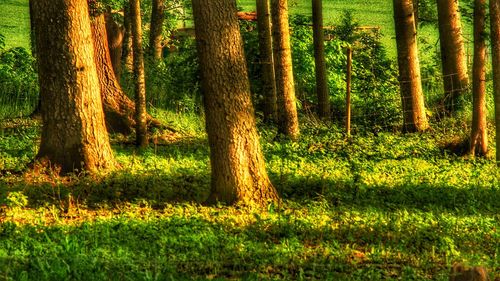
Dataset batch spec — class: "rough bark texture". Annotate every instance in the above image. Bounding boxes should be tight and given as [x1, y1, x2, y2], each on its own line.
[105, 12, 124, 79]
[312, 0, 330, 119]
[393, 0, 429, 132]
[149, 0, 165, 60]
[271, 0, 300, 140]
[192, 0, 279, 206]
[257, 0, 278, 123]
[437, 0, 469, 113]
[32, 0, 115, 173]
[130, 0, 148, 147]
[489, 0, 500, 165]
[470, 0, 488, 156]
[90, 13, 135, 135]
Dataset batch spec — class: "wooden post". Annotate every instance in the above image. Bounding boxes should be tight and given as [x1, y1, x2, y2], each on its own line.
[346, 47, 353, 137]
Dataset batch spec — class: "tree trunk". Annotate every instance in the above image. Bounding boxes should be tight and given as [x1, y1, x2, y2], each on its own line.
[122, 3, 134, 71]
[413, 0, 419, 29]
[470, 0, 488, 156]
[393, 0, 429, 132]
[312, 0, 330, 119]
[257, 0, 278, 123]
[271, 0, 300, 140]
[105, 12, 124, 79]
[192, 0, 280, 206]
[149, 0, 165, 60]
[130, 0, 148, 148]
[90, 12, 134, 135]
[489, 0, 500, 165]
[437, 0, 469, 113]
[32, 0, 115, 173]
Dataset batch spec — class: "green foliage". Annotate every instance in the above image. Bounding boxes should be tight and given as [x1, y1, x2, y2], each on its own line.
[0, 46, 38, 119]
[1, 114, 500, 280]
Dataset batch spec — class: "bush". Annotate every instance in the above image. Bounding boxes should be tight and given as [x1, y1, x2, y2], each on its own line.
[0, 44, 39, 119]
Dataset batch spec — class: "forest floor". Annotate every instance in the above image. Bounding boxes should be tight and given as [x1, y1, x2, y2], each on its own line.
[1, 111, 499, 280]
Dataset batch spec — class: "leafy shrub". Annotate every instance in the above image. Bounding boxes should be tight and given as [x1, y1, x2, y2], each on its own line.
[0, 45, 39, 119]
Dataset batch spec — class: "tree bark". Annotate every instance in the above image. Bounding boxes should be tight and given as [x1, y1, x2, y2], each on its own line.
[437, 0, 469, 113]
[32, 0, 115, 173]
[122, 3, 134, 71]
[489, 0, 500, 165]
[192, 0, 280, 206]
[105, 12, 124, 79]
[393, 0, 429, 132]
[257, 0, 278, 123]
[130, 0, 148, 148]
[271, 0, 300, 140]
[149, 0, 165, 60]
[470, 0, 488, 156]
[312, 0, 330, 119]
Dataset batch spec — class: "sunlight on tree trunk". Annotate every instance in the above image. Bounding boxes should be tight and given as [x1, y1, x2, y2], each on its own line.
[437, 0, 469, 113]
[192, 0, 280, 206]
[32, 0, 115, 173]
[393, 0, 429, 132]
[470, 0, 488, 156]
[271, 0, 300, 140]
[130, 0, 148, 148]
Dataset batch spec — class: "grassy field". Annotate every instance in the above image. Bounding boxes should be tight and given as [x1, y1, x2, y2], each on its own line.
[1, 113, 500, 280]
[0, 0, 30, 50]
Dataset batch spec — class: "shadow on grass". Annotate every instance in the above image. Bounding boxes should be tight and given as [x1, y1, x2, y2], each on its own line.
[1, 208, 497, 280]
[271, 173, 500, 215]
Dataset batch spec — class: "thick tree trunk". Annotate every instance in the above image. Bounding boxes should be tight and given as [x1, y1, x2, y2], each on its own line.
[105, 12, 124, 79]
[192, 0, 279, 206]
[312, 0, 330, 119]
[489, 0, 500, 165]
[257, 0, 278, 123]
[32, 0, 115, 173]
[470, 0, 488, 156]
[271, 0, 300, 140]
[437, 0, 469, 113]
[149, 0, 165, 60]
[130, 0, 148, 147]
[393, 0, 429, 132]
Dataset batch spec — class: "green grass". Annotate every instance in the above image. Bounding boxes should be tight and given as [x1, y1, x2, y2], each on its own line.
[1, 112, 500, 280]
[0, 0, 30, 50]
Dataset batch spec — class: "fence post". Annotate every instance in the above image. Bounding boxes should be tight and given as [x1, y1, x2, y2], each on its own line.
[346, 47, 353, 137]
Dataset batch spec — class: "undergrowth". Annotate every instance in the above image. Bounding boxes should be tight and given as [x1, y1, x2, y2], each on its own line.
[1, 112, 499, 280]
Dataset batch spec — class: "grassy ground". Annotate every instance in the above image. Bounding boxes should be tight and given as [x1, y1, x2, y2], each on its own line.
[1, 112, 499, 280]
[0, 0, 30, 49]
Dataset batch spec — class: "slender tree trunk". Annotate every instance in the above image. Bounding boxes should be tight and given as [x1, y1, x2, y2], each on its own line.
[312, 0, 330, 119]
[413, 0, 419, 29]
[122, 3, 134, 71]
[437, 0, 469, 113]
[470, 0, 488, 156]
[489, 0, 500, 165]
[130, 0, 148, 147]
[105, 12, 124, 79]
[192, 0, 279, 206]
[257, 0, 278, 123]
[393, 0, 429, 132]
[32, 0, 115, 173]
[271, 0, 300, 140]
[149, 0, 165, 60]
